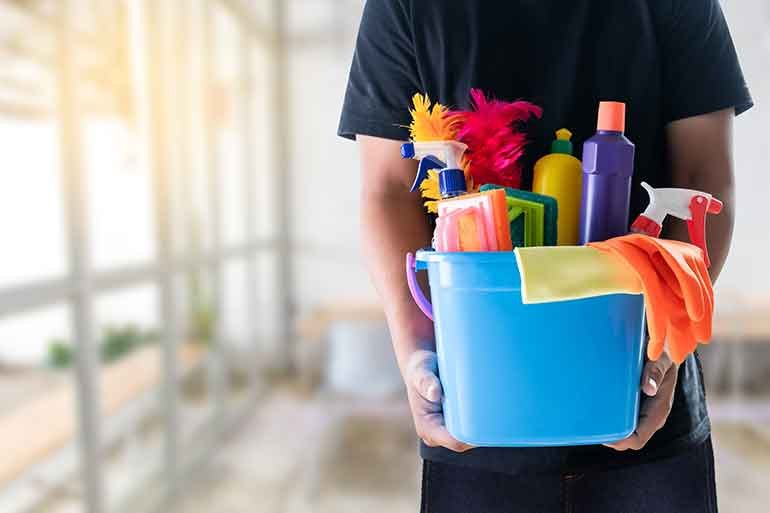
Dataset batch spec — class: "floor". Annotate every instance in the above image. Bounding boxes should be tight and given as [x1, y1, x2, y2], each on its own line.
[174, 389, 770, 513]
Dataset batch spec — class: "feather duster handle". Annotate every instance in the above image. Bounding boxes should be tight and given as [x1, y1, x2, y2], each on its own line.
[457, 89, 543, 190]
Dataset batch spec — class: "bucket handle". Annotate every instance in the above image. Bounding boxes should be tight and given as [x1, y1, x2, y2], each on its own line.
[406, 252, 434, 321]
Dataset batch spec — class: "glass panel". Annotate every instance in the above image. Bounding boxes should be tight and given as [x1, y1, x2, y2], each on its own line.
[0, 305, 84, 513]
[222, 259, 252, 410]
[0, 119, 67, 289]
[78, 2, 155, 271]
[255, 252, 282, 360]
[91, 284, 165, 511]
[177, 267, 216, 465]
[84, 118, 155, 270]
[213, 5, 246, 247]
[0, 1, 66, 290]
[252, 39, 277, 241]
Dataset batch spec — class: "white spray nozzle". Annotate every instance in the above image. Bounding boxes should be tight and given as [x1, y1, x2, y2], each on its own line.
[632, 181, 724, 267]
[401, 141, 468, 171]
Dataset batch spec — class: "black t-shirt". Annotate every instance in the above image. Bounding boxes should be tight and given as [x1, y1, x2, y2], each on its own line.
[338, 0, 752, 475]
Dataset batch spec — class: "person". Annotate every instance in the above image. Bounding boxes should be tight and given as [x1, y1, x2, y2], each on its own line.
[338, 1, 752, 511]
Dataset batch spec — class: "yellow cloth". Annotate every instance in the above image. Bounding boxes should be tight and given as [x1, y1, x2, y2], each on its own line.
[515, 246, 642, 304]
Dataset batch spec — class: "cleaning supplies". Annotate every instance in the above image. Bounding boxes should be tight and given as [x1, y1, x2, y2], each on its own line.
[434, 206, 491, 252]
[515, 245, 642, 304]
[533, 129, 583, 245]
[408, 93, 462, 142]
[506, 197, 545, 247]
[579, 102, 636, 244]
[480, 185, 558, 247]
[631, 182, 724, 268]
[436, 188, 513, 251]
[455, 89, 543, 189]
[402, 141, 469, 198]
[406, 94, 467, 214]
[589, 234, 714, 364]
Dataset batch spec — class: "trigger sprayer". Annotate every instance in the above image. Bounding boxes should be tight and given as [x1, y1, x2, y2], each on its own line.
[631, 181, 723, 267]
[401, 141, 469, 198]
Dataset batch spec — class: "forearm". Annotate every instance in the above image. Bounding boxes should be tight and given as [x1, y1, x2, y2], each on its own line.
[665, 109, 736, 282]
[361, 187, 435, 376]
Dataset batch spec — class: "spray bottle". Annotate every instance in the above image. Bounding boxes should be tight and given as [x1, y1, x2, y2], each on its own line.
[401, 141, 469, 198]
[579, 102, 636, 244]
[631, 182, 723, 267]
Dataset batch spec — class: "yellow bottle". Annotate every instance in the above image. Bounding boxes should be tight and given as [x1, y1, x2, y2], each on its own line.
[533, 129, 583, 245]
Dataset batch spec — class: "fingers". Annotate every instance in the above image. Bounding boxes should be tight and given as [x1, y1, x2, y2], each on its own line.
[641, 350, 673, 396]
[606, 357, 678, 451]
[407, 350, 443, 403]
[417, 413, 473, 453]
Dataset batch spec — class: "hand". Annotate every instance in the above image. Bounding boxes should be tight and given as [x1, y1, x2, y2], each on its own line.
[606, 350, 678, 451]
[405, 350, 473, 453]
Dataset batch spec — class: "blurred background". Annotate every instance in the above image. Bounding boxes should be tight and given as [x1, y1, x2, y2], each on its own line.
[0, 1, 766, 512]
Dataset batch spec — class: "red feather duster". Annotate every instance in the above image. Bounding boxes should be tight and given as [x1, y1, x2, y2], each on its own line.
[456, 89, 543, 189]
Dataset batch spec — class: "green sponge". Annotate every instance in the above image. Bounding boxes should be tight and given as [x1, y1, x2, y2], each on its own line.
[480, 185, 558, 247]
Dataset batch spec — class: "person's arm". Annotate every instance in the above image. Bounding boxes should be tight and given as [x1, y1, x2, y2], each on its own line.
[359, 135, 471, 452]
[665, 109, 735, 281]
[607, 109, 736, 451]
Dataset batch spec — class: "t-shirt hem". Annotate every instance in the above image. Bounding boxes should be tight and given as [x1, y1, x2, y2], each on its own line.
[338, 108, 410, 141]
[665, 96, 754, 124]
[419, 417, 712, 476]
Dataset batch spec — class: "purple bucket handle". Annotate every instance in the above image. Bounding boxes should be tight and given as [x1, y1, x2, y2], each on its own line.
[406, 252, 434, 321]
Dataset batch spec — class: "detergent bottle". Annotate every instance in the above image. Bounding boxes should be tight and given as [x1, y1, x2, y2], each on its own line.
[579, 102, 636, 244]
[533, 128, 582, 245]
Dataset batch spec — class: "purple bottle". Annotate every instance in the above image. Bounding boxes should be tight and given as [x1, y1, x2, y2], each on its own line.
[579, 101, 636, 244]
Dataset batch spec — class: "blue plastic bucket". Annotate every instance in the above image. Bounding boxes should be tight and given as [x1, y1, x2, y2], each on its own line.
[407, 249, 646, 447]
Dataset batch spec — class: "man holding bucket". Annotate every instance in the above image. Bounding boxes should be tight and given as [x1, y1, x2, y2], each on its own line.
[339, 1, 752, 511]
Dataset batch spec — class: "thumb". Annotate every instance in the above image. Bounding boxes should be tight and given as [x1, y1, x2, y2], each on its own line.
[407, 350, 443, 403]
[642, 350, 673, 396]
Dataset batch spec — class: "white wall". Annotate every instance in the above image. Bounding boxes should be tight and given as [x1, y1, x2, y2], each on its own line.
[718, 1, 770, 303]
[288, 0, 377, 316]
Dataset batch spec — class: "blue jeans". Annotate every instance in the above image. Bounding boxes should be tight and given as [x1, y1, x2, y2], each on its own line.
[420, 438, 718, 513]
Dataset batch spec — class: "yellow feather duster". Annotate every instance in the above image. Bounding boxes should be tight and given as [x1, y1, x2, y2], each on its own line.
[419, 170, 442, 214]
[409, 93, 462, 142]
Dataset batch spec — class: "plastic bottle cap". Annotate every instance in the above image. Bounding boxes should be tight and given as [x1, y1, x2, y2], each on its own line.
[439, 168, 467, 198]
[597, 101, 626, 133]
[551, 128, 574, 155]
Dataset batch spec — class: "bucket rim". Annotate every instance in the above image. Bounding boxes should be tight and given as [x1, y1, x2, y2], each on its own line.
[415, 249, 519, 264]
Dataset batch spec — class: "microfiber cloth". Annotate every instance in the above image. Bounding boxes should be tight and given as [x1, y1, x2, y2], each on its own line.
[480, 185, 558, 246]
[589, 234, 714, 364]
[515, 245, 642, 304]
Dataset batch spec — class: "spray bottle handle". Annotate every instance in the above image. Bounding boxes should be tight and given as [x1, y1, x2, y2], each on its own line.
[409, 156, 446, 193]
[406, 253, 434, 321]
[687, 195, 723, 268]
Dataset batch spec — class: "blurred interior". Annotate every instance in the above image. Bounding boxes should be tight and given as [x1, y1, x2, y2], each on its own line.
[0, 1, 767, 512]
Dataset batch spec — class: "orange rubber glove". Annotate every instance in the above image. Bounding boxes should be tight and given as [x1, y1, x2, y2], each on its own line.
[589, 234, 714, 364]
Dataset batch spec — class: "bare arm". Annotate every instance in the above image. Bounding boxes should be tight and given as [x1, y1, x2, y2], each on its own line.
[358, 135, 470, 452]
[665, 108, 736, 282]
[359, 135, 434, 372]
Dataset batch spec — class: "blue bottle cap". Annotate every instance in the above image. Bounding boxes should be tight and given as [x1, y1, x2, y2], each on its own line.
[439, 168, 467, 198]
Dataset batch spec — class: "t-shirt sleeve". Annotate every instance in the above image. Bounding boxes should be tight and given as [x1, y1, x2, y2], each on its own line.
[660, 0, 753, 123]
[338, 0, 421, 141]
